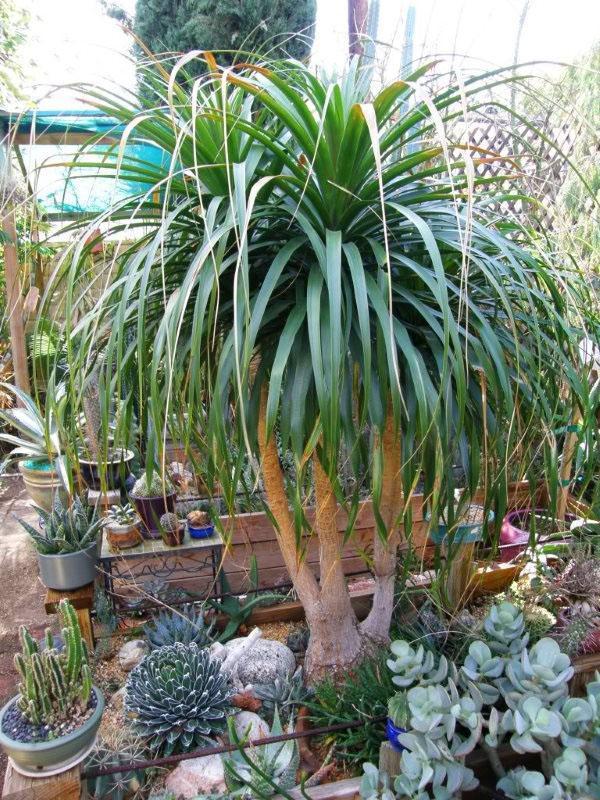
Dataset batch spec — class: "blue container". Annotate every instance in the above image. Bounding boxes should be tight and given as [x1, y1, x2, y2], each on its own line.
[188, 523, 215, 540]
[429, 509, 495, 546]
[385, 718, 407, 752]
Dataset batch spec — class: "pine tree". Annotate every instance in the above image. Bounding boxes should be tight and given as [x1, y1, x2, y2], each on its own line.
[133, 0, 316, 73]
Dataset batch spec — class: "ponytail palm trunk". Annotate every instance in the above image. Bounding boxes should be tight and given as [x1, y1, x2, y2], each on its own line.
[48, 54, 595, 680]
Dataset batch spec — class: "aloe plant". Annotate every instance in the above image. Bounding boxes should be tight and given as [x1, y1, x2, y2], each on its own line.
[18, 494, 103, 555]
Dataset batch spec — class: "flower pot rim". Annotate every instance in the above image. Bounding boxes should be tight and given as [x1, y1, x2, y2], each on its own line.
[18, 459, 57, 474]
[503, 507, 577, 537]
[78, 449, 135, 466]
[36, 540, 99, 559]
[104, 517, 141, 532]
[0, 687, 104, 755]
[130, 490, 177, 501]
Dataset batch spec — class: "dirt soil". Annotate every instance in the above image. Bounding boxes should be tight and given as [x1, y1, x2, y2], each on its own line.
[0, 480, 48, 783]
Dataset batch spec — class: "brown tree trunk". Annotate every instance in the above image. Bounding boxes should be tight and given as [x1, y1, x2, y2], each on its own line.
[348, 0, 369, 56]
[360, 408, 403, 643]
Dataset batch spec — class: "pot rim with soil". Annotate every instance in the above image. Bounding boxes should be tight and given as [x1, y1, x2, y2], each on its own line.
[78, 447, 135, 490]
[159, 511, 186, 547]
[103, 502, 143, 550]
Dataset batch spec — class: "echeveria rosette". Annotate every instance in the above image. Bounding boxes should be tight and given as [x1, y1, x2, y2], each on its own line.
[460, 640, 503, 704]
[559, 697, 594, 747]
[387, 641, 448, 689]
[125, 642, 231, 755]
[501, 696, 563, 753]
[504, 638, 573, 705]
[406, 684, 453, 738]
[553, 747, 588, 793]
[484, 602, 529, 656]
[497, 768, 565, 800]
[396, 733, 478, 800]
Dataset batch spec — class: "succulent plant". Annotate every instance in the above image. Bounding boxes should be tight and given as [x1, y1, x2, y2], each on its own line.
[286, 626, 309, 653]
[395, 732, 478, 799]
[553, 746, 588, 792]
[85, 729, 151, 800]
[106, 503, 138, 526]
[484, 601, 529, 656]
[501, 696, 563, 753]
[224, 709, 299, 797]
[14, 600, 92, 727]
[125, 642, 231, 754]
[159, 512, 182, 532]
[144, 604, 214, 650]
[460, 640, 503, 704]
[557, 553, 600, 601]
[524, 606, 556, 643]
[387, 692, 409, 728]
[359, 763, 395, 800]
[387, 641, 448, 688]
[552, 616, 591, 656]
[497, 768, 565, 800]
[253, 666, 312, 724]
[504, 638, 573, 704]
[130, 472, 174, 498]
[19, 494, 102, 555]
[559, 697, 594, 746]
[187, 509, 210, 527]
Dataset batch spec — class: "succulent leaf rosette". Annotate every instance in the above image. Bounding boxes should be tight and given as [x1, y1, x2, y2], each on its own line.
[484, 602, 529, 656]
[497, 768, 564, 800]
[125, 642, 231, 754]
[504, 638, 573, 704]
[387, 642, 448, 689]
[144, 604, 214, 650]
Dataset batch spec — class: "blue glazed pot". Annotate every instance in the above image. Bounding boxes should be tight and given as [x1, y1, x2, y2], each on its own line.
[385, 718, 406, 752]
[429, 509, 495, 546]
[188, 523, 215, 540]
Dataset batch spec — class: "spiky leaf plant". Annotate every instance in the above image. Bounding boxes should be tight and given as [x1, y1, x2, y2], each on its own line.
[18, 494, 102, 555]
[46, 53, 598, 679]
[124, 642, 231, 754]
[144, 604, 215, 650]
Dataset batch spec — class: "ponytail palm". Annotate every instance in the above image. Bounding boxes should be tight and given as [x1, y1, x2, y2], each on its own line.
[49, 55, 594, 679]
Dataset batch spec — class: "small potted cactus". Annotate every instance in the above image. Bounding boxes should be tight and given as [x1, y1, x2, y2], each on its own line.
[386, 692, 408, 753]
[159, 512, 185, 547]
[0, 600, 104, 776]
[187, 509, 215, 539]
[129, 472, 176, 539]
[104, 503, 142, 550]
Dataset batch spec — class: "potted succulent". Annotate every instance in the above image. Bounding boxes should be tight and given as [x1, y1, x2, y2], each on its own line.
[0, 384, 67, 511]
[187, 509, 215, 539]
[129, 472, 176, 539]
[104, 503, 142, 550]
[159, 512, 185, 547]
[385, 689, 409, 753]
[18, 495, 103, 590]
[0, 600, 104, 776]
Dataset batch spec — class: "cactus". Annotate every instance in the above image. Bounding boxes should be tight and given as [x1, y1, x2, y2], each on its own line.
[144, 604, 214, 650]
[14, 600, 93, 727]
[130, 472, 173, 498]
[18, 494, 103, 555]
[85, 729, 151, 800]
[524, 606, 556, 643]
[552, 616, 591, 656]
[159, 512, 181, 532]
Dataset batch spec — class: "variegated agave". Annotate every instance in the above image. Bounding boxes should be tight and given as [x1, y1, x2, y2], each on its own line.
[125, 643, 231, 755]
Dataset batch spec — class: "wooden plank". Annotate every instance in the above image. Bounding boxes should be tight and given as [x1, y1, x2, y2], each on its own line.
[2, 763, 80, 800]
[44, 583, 95, 613]
[276, 777, 361, 800]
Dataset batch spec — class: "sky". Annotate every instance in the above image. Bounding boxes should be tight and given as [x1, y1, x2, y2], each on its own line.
[19, 0, 600, 109]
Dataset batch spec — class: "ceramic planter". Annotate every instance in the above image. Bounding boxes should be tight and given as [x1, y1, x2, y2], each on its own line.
[188, 522, 215, 540]
[79, 449, 134, 491]
[37, 541, 99, 591]
[18, 459, 66, 512]
[500, 508, 576, 561]
[132, 492, 176, 539]
[105, 518, 142, 550]
[0, 687, 104, 777]
[385, 718, 406, 752]
[429, 509, 495, 546]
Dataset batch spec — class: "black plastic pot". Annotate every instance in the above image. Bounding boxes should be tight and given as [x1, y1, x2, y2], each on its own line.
[79, 449, 134, 491]
[132, 492, 177, 539]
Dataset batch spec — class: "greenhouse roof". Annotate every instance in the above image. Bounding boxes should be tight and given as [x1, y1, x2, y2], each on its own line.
[1, 109, 166, 217]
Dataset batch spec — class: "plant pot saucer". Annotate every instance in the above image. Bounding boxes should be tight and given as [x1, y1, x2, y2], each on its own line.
[7, 735, 98, 778]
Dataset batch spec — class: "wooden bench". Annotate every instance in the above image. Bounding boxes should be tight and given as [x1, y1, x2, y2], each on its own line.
[44, 583, 95, 652]
[2, 763, 80, 800]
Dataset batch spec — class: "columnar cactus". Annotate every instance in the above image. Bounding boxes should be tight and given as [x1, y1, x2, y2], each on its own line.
[14, 600, 93, 726]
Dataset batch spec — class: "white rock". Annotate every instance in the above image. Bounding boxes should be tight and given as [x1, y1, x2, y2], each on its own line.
[118, 639, 148, 671]
[164, 753, 226, 798]
[110, 686, 127, 709]
[226, 638, 296, 687]
[233, 711, 269, 741]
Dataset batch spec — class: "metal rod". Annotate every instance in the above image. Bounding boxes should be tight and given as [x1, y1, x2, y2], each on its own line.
[81, 715, 387, 778]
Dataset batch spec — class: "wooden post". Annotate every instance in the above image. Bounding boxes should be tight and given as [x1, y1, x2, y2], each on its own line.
[378, 741, 402, 778]
[2, 763, 80, 800]
[445, 541, 476, 610]
[1, 139, 30, 395]
[44, 583, 96, 652]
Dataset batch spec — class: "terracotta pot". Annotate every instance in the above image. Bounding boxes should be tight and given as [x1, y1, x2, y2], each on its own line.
[161, 524, 185, 547]
[105, 518, 142, 550]
[131, 492, 176, 539]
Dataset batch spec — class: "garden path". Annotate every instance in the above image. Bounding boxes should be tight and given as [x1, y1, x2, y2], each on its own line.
[0, 480, 46, 783]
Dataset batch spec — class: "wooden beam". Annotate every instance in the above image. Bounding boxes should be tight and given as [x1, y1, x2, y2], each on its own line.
[1, 141, 30, 395]
[2, 763, 80, 800]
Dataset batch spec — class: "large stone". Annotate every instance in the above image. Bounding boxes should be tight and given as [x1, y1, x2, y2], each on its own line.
[164, 753, 226, 798]
[226, 638, 295, 687]
[118, 639, 148, 671]
[233, 710, 269, 741]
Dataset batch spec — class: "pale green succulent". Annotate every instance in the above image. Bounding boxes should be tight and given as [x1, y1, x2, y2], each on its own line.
[504, 638, 573, 704]
[553, 747, 588, 793]
[484, 602, 529, 656]
[224, 709, 299, 798]
[359, 764, 395, 800]
[559, 697, 594, 746]
[395, 733, 478, 800]
[460, 640, 503, 704]
[501, 696, 562, 753]
[406, 684, 453, 737]
[497, 768, 565, 800]
[387, 641, 447, 688]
